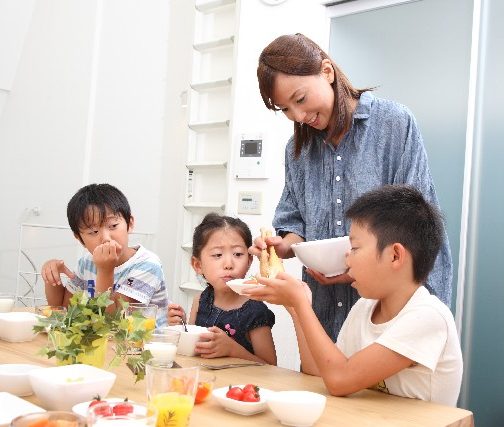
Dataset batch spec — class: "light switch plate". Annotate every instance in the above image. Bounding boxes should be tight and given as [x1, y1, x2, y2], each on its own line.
[238, 191, 262, 215]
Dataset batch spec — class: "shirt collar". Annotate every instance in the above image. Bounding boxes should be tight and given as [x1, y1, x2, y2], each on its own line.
[353, 91, 374, 120]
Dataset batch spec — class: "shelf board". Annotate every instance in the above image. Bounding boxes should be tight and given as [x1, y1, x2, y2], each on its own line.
[195, 0, 235, 13]
[188, 120, 229, 131]
[190, 77, 232, 92]
[186, 161, 227, 170]
[184, 202, 226, 212]
[193, 36, 234, 52]
[181, 242, 193, 252]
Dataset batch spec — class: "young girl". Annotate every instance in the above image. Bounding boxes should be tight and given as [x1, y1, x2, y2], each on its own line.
[168, 213, 277, 365]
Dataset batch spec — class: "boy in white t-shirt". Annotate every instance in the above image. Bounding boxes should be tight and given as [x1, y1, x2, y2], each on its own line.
[41, 183, 169, 326]
[245, 185, 463, 406]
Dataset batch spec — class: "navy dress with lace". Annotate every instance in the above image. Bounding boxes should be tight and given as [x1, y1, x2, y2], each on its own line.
[195, 286, 275, 354]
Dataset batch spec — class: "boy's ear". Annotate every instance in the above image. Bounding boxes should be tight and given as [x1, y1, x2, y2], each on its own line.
[321, 58, 335, 84]
[191, 256, 203, 275]
[128, 215, 135, 232]
[390, 243, 407, 269]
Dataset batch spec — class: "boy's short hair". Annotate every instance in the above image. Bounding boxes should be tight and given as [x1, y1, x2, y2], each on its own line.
[345, 185, 444, 284]
[67, 183, 132, 243]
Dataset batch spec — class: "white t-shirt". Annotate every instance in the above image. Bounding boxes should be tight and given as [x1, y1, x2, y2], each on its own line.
[336, 286, 463, 406]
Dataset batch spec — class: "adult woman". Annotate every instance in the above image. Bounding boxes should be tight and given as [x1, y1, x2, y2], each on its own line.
[250, 33, 452, 341]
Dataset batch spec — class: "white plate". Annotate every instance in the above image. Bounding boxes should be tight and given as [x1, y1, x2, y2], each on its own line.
[212, 385, 272, 416]
[72, 398, 139, 417]
[226, 279, 265, 296]
[0, 392, 45, 426]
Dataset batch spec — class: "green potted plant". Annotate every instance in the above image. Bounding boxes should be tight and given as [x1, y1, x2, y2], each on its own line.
[34, 290, 154, 382]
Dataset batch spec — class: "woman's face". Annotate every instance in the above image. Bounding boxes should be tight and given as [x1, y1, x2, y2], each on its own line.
[271, 59, 335, 130]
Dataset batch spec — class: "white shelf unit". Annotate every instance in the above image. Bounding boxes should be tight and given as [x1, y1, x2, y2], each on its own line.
[179, 0, 237, 301]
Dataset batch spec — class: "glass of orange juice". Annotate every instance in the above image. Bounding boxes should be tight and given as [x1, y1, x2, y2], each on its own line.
[126, 303, 158, 355]
[145, 360, 199, 427]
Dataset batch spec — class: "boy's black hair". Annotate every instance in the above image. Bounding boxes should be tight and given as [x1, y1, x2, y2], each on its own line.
[67, 183, 132, 244]
[345, 185, 444, 284]
[192, 213, 252, 258]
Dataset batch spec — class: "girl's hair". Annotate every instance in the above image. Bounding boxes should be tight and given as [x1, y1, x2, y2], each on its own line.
[192, 213, 252, 258]
[257, 33, 372, 157]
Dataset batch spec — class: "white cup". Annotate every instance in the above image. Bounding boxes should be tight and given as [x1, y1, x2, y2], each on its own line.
[0, 294, 15, 313]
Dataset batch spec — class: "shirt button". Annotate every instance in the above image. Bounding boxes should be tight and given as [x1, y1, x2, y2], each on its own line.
[336, 176, 341, 182]
[337, 301, 343, 307]
[336, 220, 342, 226]
[337, 155, 342, 161]
[336, 198, 342, 204]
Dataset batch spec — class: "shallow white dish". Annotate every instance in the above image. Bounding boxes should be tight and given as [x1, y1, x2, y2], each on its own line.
[0, 364, 43, 396]
[267, 390, 326, 427]
[164, 324, 209, 356]
[212, 385, 272, 416]
[72, 397, 140, 417]
[226, 278, 265, 296]
[291, 236, 351, 277]
[0, 392, 45, 427]
[29, 364, 116, 411]
[0, 312, 39, 342]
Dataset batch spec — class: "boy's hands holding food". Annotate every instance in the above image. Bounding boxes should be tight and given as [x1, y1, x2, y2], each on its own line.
[168, 303, 187, 326]
[41, 259, 76, 287]
[244, 272, 312, 310]
[93, 240, 122, 271]
[196, 326, 238, 358]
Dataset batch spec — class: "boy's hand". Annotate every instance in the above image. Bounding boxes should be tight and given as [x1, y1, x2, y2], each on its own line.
[93, 240, 122, 271]
[41, 259, 75, 287]
[196, 326, 234, 358]
[168, 303, 187, 326]
[244, 272, 312, 309]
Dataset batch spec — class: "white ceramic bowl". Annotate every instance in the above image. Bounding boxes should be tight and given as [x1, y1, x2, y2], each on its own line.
[212, 385, 273, 416]
[0, 364, 43, 396]
[267, 391, 327, 427]
[226, 278, 265, 296]
[164, 325, 209, 356]
[291, 236, 351, 277]
[28, 364, 116, 411]
[0, 312, 39, 342]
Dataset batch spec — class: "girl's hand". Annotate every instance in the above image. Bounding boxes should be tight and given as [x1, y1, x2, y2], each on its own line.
[195, 326, 235, 358]
[244, 272, 312, 308]
[41, 259, 75, 287]
[93, 240, 122, 271]
[167, 303, 186, 326]
[306, 269, 353, 285]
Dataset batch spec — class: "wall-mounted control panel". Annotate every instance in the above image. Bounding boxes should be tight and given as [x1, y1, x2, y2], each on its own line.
[237, 191, 262, 215]
[235, 134, 268, 179]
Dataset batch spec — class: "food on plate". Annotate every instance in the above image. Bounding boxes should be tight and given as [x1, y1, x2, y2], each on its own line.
[88, 395, 133, 416]
[225, 384, 260, 402]
[195, 381, 213, 404]
[259, 228, 284, 278]
[243, 278, 259, 285]
[27, 421, 78, 427]
[112, 398, 134, 415]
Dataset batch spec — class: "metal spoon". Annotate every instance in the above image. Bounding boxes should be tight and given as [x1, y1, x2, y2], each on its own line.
[180, 315, 188, 332]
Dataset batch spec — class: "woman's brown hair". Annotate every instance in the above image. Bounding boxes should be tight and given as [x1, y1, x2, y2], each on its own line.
[257, 33, 371, 157]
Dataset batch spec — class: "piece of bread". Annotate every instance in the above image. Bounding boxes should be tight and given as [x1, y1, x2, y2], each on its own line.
[259, 227, 285, 278]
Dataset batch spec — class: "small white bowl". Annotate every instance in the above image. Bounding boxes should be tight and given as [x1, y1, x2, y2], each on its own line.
[226, 278, 266, 295]
[212, 385, 272, 416]
[164, 325, 209, 356]
[0, 364, 43, 396]
[267, 391, 327, 427]
[29, 364, 116, 411]
[291, 236, 351, 277]
[0, 312, 39, 342]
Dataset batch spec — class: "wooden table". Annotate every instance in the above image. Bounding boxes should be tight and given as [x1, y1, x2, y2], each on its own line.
[0, 335, 473, 427]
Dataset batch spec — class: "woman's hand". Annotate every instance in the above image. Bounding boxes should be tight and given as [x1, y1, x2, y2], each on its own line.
[195, 326, 236, 358]
[305, 269, 353, 285]
[167, 303, 187, 326]
[248, 232, 303, 259]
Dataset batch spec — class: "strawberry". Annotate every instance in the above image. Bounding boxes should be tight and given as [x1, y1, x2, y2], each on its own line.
[88, 395, 112, 416]
[113, 398, 134, 416]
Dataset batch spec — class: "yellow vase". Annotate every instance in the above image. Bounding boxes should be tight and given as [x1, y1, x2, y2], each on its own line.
[54, 333, 108, 368]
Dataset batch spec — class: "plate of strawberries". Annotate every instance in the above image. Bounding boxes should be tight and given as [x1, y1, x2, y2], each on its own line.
[72, 396, 139, 417]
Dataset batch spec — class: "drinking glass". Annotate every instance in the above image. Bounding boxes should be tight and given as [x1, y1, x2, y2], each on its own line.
[0, 293, 15, 313]
[144, 328, 181, 367]
[11, 411, 86, 426]
[146, 360, 199, 427]
[35, 305, 67, 317]
[87, 402, 157, 426]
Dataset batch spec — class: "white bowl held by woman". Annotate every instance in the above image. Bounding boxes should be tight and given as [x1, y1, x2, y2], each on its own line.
[164, 325, 209, 356]
[0, 364, 43, 396]
[291, 236, 351, 277]
[226, 278, 265, 296]
[267, 391, 327, 427]
[0, 312, 39, 342]
[28, 364, 116, 411]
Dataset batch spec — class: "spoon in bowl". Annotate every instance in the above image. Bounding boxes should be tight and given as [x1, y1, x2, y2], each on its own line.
[180, 315, 188, 332]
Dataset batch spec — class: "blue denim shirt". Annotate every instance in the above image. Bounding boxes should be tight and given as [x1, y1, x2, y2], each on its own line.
[274, 91, 453, 341]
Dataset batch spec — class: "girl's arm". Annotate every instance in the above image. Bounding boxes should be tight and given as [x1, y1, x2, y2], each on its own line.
[188, 294, 200, 324]
[248, 325, 277, 365]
